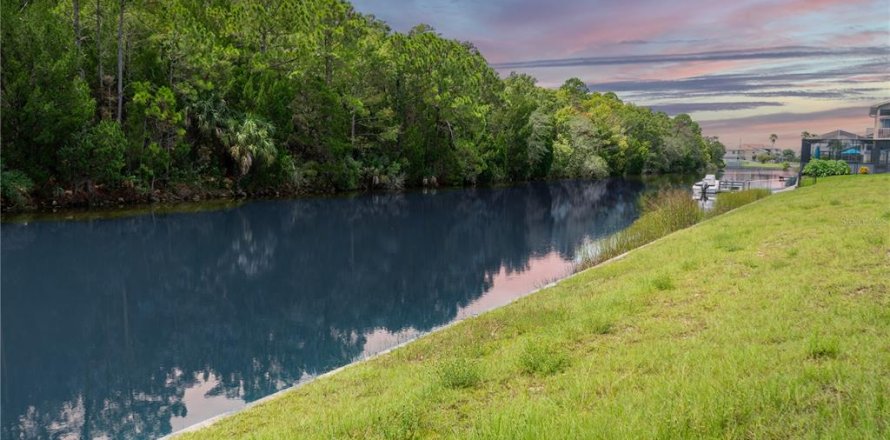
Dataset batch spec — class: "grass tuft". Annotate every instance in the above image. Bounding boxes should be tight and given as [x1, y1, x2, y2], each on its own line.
[588, 316, 613, 335]
[651, 274, 675, 291]
[437, 358, 482, 389]
[807, 337, 840, 360]
[518, 339, 569, 376]
[378, 404, 423, 440]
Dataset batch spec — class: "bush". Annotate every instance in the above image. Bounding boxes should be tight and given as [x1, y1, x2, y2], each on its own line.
[1, 169, 34, 208]
[859, 167, 869, 175]
[802, 159, 850, 177]
[578, 154, 611, 179]
[60, 121, 127, 190]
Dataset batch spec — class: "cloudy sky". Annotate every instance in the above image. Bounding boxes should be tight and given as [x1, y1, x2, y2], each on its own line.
[352, 0, 890, 148]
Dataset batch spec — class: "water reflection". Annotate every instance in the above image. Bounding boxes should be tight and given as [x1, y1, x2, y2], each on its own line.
[2, 179, 644, 439]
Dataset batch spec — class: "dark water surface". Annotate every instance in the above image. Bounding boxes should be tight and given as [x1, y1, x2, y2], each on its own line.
[2, 179, 654, 439]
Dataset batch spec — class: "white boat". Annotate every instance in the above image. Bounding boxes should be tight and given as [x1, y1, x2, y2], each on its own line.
[692, 174, 719, 200]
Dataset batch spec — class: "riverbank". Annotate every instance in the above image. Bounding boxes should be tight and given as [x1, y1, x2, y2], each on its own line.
[178, 175, 889, 438]
[0, 173, 700, 221]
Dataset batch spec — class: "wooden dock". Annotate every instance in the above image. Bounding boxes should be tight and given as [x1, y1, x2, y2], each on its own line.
[692, 175, 796, 200]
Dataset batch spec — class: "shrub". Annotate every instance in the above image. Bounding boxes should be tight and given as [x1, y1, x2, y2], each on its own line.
[859, 167, 869, 175]
[755, 153, 774, 163]
[60, 121, 127, 190]
[802, 159, 850, 177]
[361, 160, 407, 190]
[577, 154, 610, 180]
[437, 358, 481, 389]
[518, 339, 569, 376]
[1, 169, 34, 208]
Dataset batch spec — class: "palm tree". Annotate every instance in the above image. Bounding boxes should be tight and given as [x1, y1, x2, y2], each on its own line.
[225, 114, 276, 182]
[769, 133, 778, 148]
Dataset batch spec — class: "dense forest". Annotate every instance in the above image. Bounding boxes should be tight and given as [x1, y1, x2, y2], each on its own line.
[0, 0, 725, 209]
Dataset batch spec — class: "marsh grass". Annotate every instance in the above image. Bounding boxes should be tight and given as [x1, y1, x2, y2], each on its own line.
[577, 189, 773, 270]
[577, 189, 702, 270]
[709, 189, 771, 216]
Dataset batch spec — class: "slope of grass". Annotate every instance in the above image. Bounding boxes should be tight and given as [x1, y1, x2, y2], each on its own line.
[735, 160, 798, 170]
[180, 175, 890, 439]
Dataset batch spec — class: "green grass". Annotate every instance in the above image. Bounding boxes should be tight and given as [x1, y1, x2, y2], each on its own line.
[576, 188, 770, 270]
[180, 175, 890, 440]
[711, 188, 771, 216]
[437, 358, 482, 389]
[577, 189, 704, 269]
[737, 160, 798, 170]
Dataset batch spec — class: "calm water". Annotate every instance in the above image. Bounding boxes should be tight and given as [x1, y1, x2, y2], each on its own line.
[2, 179, 654, 439]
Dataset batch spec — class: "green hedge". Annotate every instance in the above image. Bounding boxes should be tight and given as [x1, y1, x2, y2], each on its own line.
[802, 159, 850, 177]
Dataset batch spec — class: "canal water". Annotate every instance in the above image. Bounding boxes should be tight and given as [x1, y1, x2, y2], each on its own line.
[3, 178, 664, 439]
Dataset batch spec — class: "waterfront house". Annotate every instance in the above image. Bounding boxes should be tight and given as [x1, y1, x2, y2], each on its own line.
[800, 103, 890, 174]
[725, 144, 782, 163]
[867, 101, 890, 140]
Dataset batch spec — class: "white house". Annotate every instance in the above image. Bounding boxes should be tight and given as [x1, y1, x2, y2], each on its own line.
[867, 101, 890, 139]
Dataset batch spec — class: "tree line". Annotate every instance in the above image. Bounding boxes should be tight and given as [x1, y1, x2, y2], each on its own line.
[0, 0, 726, 208]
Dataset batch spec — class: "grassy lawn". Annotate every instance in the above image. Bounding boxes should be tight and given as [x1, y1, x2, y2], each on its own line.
[737, 160, 798, 170]
[180, 175, 890, 439]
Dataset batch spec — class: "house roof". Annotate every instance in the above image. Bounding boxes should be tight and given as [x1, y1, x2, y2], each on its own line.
[729, 144, 774, 151]
[818, 129, 864, 140]
[869, 100, 890, 116]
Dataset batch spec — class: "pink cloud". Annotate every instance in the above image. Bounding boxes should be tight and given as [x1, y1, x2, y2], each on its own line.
[700, 106, 876, 148]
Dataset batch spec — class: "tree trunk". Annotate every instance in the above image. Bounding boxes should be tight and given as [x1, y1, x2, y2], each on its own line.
[351, 111, 356, 145]
[96, 0, 103, 106]
[74, 0, 83, 79]
[116, 0, 125, 123]
[323, 30, 333, 86]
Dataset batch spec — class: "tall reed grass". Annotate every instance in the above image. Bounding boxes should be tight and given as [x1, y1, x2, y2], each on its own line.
[576, 188, 769, 271]
[709, 189, 770, 216]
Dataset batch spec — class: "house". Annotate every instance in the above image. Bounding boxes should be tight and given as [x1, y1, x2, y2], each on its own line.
[820, 129, 865, 140]
[724, 144, 782, 163]
[867, 101, 890, 139]
[800, 103, 890, 174]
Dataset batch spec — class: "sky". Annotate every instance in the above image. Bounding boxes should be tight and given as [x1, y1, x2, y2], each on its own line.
[352, 0, 890, 149]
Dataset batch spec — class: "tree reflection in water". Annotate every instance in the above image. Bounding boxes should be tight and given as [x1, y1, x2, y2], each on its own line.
[1, 179, 645, 439]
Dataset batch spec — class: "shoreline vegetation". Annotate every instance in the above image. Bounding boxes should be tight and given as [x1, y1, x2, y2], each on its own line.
[2, 0, 725, 213]
[176, 175, 888, 439]
[575, 188, 771, 270]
